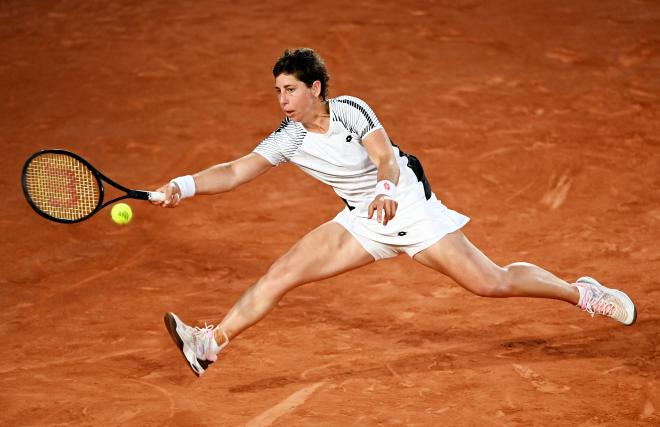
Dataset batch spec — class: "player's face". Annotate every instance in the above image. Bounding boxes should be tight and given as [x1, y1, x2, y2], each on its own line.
[274, 73, 319, 122]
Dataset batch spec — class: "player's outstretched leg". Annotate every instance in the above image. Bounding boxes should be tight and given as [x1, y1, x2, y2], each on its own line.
[413, 230, 637, 325]
[163, 312, 229, 376]
[164, 221, 373, 376]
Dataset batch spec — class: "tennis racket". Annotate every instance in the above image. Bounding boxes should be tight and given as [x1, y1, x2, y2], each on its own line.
[22, 149, 165, 223]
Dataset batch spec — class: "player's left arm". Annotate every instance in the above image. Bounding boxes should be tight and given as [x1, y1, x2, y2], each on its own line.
[363, 128, 399, 225]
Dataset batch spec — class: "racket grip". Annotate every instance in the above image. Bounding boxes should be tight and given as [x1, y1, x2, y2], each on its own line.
[148, 191, 166, 202]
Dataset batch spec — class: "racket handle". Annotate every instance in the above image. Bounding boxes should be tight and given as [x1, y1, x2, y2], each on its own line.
[148, 191, 166, 202]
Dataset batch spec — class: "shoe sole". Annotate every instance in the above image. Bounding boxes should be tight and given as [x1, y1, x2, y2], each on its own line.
[163, 312, 213, 376]
[576, 277, 637, 326]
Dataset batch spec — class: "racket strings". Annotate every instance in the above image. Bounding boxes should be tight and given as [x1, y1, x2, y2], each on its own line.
[24, 153, 100, 221]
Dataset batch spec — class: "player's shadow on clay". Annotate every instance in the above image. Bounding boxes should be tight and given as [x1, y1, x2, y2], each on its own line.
[227, 317, 654, 394]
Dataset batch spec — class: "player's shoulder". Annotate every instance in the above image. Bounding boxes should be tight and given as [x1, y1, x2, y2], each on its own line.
[267, 117, 306, 144]
[331, 95, 371, 108]
[330, 95, 378, 118]
[273, 117, 302, 134]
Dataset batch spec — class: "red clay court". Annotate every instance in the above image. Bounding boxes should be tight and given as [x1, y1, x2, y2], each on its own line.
[1, 1, 659, 425]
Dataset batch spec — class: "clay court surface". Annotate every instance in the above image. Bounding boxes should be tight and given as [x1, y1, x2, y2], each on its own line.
[1, 0, 659, 425]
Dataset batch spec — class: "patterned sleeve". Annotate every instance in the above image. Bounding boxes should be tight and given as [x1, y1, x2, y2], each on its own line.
[253, 118, 306, 166]
[333, 96, 383, 140]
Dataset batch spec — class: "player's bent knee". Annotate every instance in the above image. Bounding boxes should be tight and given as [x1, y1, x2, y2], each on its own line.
[466, 269, 512, 298]
[257, 264, 303, 301]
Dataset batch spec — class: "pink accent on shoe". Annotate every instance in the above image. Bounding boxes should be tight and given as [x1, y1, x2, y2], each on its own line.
[574, 281, 615, 316]
[205, 328, 218, 362]
[571, 277, 637, 325]
[191, 325, 220, 361]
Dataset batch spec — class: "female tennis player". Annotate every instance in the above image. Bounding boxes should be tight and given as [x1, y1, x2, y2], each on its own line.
[155, 48, 637, 376]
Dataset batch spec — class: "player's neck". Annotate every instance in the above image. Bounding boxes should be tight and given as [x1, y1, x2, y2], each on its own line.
[301, 100, 330, 134]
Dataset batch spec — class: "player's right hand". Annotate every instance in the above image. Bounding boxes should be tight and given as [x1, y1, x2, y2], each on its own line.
[152, 182, 182, 208]
[368, 194, 398, 226]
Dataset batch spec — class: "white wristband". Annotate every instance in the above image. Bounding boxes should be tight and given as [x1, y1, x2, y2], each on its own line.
[375, 180, 397, 199]
[171, 175, 196, 199]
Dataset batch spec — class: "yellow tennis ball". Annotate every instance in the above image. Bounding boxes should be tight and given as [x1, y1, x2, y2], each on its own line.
[111, 203, 132, 225]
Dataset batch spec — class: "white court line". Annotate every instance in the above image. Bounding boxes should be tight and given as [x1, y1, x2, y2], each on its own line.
[129, 379, 175, 426]
[245, 382, 325, 427]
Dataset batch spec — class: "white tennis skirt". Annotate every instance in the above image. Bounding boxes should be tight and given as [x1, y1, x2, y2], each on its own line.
[332, 193, 470, 260]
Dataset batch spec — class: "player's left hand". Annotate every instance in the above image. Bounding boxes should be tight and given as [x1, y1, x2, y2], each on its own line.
[368, 195, 398, 225]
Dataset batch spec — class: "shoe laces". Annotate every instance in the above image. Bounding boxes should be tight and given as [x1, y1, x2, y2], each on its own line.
[191, 324, 217, 359]
[191, 323, 214, 338]
[190, 324, 230, 360]
[580, 286, 619, 318]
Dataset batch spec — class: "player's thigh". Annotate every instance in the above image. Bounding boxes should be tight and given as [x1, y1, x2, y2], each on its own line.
[266, 221, 374, 288]
[412, 230, 503, 292]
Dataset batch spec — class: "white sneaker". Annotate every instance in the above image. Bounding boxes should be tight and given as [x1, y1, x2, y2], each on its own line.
[574, 276, 637, 325]
[163, 312, 229, 376]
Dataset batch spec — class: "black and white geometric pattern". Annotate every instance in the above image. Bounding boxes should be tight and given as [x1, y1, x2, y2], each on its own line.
[253, 96, 382, 166]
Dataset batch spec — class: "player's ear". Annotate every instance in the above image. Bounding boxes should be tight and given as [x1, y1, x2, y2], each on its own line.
[311, 80, 321, 98]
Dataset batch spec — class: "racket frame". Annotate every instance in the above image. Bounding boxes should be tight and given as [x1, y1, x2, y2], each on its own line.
[22, 149, 158, 224]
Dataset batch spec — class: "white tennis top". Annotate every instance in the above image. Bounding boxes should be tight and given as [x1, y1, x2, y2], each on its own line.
[253, 96, 432, 216]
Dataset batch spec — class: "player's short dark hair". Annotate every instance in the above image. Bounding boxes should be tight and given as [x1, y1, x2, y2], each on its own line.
[273, 48, 330, 100]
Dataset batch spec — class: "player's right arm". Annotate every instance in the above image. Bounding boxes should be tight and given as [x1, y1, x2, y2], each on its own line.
[155, 153, 273, 207]
[194, 153, 272, 194]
